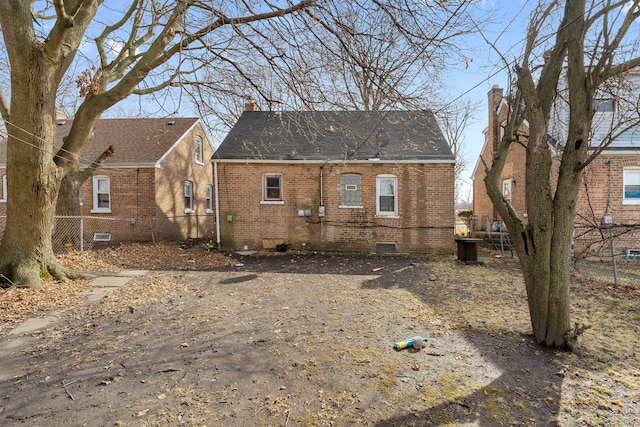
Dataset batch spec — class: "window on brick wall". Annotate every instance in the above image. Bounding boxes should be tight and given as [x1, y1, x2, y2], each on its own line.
[92, 175, 111, 213]
[502, 179, 512, 204]
[184, 180, 194, 213]
[376, 174, 398, 216]
[195, 136, 204, 164]
[0, 175, 6, 203]
[205, 185, 213, 213]
[623, 168, 640, 204]
[261, 173, 283, 204]
[340, 174, 362, 207]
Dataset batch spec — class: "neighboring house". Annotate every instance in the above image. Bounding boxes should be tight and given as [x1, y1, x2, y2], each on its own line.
[472, 76, 640, 255]
[0, 117, 215, 245]
[550, 68, 640, 256]
[212, 110, 455, 253]
[472, 86, 529, 232]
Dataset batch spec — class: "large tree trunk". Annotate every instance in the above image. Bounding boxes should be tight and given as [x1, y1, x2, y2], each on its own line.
[0, 57, 82, 287]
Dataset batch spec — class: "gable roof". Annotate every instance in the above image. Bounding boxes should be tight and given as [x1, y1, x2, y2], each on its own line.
[214, 110, 453, 163]
[0, 117, 202, 168]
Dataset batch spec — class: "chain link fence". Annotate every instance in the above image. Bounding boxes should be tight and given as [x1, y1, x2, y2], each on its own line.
[467, 215, 639, 288]
[0, 214, 216, 253]
[572, 223, 640, 288]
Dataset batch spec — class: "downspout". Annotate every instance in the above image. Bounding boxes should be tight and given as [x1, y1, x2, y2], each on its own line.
[320, 165, 324, 240]
[214, 161, 221, 250]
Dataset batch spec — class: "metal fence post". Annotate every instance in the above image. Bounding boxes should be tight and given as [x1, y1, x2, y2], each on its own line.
[80, 216, 84, 252]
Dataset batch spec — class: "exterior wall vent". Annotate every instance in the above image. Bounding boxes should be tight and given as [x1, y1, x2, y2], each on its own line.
[93, 233, 112, 242]
[376, 242, 397, 253]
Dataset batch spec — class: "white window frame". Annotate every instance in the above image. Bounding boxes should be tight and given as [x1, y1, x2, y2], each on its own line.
[195, 136, 204, 165]
[623, 168, 640, 205]
[502, 179, 512, 204]
[594, 98, 615, 113]
[339, 173, 363, 208]
[376, 174, 398, 217]
[0, 175, 6, 203]
[261, 173, 284, 204]
[184, 180, 194, 213]
[91, 175, 111, 213]
[205, 184, 213, 213]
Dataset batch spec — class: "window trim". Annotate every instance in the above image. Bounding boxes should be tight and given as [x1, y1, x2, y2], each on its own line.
[91, 175, 111, 213]
[261, 173, 283, 204]
[502, 179, 512, 204]
[376, 174, 398, 217]
[0, 175, 6, 203]
[594, 98, 615, 113]
[623, 168, 640, 205]
[184, 180, 194, 213]
[194, 135, 204, 165]
[205, 184, 213, 213]
[339, 173, 363, 208]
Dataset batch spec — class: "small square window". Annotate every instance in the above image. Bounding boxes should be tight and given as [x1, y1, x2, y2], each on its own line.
[263, 174, 282, 201]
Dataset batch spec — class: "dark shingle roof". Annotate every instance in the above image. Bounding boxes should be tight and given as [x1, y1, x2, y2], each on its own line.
[0, 117, 201, 167]
[214, 111, 453, 162]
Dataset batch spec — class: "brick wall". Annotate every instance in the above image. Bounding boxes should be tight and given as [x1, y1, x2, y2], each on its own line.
[575, 154, 640, 254]
[155, 122, 215, 240]
[473, 86, 528, 229]
[79, 168, 156, 242]
[76, 122, 216, 242]
[215, 161, 455, 253]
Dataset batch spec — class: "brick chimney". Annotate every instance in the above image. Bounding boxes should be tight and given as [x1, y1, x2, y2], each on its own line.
[244, 96, 259, 111]
[488, 85, 503, 152]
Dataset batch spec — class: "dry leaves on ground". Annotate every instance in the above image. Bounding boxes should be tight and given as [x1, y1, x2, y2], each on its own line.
[0, 242, 232, 337]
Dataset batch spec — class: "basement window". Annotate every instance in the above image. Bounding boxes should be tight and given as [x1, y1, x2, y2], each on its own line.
[93, 233, 112, 242]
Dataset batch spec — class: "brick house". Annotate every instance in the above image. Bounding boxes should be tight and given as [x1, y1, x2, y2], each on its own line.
[212, 110, 455, 253]
[472, 86, 529, 231]
[472, 79, 640, 255]
[550, 69, 640, 256]
[1, 117, 216, 245]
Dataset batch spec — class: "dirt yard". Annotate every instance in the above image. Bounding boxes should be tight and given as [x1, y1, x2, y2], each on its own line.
[1, 243, 639, 426]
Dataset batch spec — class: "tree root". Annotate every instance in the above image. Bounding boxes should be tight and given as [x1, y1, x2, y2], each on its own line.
[1, 257, 94, 288]
[564, 322, 592, 351]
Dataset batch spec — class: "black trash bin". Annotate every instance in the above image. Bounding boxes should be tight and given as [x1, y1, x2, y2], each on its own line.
[454, 238, 484, 265]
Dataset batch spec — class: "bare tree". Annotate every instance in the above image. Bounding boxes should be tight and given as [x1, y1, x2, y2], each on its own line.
[0, 0, 313, 288]
[436, 101, 476, 204]
[187, 0, 480, 198]
[484, 0, 640, 348]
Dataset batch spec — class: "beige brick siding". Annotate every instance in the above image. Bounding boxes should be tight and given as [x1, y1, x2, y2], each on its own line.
[215, 162, 455, 253]
[75, 122, 216, 242]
